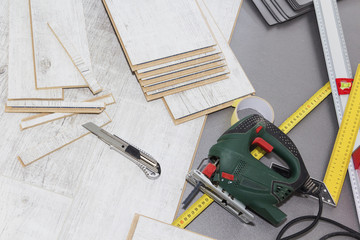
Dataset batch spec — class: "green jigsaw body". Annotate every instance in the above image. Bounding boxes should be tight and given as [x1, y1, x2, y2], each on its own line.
[208, 114, 310, 226]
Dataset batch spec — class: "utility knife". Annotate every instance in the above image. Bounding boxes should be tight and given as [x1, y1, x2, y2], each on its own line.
[83, 122, 161, 179]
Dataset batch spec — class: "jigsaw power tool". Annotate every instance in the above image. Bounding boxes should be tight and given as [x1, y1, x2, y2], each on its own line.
[186, 111, 334, 226]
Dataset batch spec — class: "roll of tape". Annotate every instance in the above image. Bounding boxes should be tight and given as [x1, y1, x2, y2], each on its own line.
[231, 96, 275, 126]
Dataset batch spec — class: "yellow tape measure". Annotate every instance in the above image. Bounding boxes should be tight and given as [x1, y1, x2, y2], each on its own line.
[324, 66, 360, 204]
[172, 82, 332, 228]
[251, 82, 332, 160]
[172, 194, 213, 228]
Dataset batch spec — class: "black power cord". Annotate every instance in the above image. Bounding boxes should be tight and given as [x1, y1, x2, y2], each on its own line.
[276, 195, 360, 240]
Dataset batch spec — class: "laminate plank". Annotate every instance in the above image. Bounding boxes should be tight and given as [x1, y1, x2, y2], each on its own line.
[145, 74, 229, 101]
[0, 176, 71, 240]
[135, 46, 221, 75]
[30, 0, 91, 89]
[139, 60, 226, 86]
[8, 0, 63, 100]
[20, 93, 115, 130]
[127, 214, 214, 240]
[131, 47, 217, 71]
[5, 101, 105, 113]
[102, 0, 216, 66]
[48, 23, 102, 94]
[204, 0, 243, 41]
[163, 0, 255, 120]
[136, 53, 222, 79]
[18, 111, 111, 166]
[134, 0, 241, 78]
[144, 67, 229, 92]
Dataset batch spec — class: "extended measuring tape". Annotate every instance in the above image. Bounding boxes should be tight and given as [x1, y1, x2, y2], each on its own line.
[314, 0, 360, 214]
[324, 67, 360, 204]
[172, 82, 332, 229]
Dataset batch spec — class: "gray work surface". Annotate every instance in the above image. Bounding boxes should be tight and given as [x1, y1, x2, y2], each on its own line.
[178, 0, 360, 239]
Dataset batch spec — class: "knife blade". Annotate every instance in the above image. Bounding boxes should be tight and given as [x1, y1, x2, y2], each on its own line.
[83, 122, 161, 179]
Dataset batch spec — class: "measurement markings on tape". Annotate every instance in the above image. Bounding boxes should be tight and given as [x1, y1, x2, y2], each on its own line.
[323, 66, 360, 204]
[172, 194, 213, 229]
[252, 82, 332, 160]
[314, 0, 360, 215]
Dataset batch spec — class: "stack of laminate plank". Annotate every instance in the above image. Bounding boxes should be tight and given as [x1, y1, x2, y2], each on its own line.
[103, 0, 229, 101]
[103, 0, 255, 124]
[7, 0, 113, 132]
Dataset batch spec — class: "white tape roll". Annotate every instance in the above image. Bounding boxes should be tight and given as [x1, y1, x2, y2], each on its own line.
[231, 96, 275, 125]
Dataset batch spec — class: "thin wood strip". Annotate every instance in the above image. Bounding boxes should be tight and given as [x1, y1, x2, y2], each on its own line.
[137, 53, 222, 79]
[18, 111, 112, 166]
[126, 214, 141, 240]
[146, 72, 229, 96]
[143, 67, 228, 92]
[21, 113, 49, 122]
[5, 101, 105, 113]
[139, 60, 226, 86]
[48, 22, 103, 94]
[228, 0, 243, 42]
[133, 47, 216, 71]
[140, 59, 225, 82]
[20, 93, 115, 130]
[145, 75, 228, 101]
[8, 0, 63, 100]
[135, 45, 221, 74]
[30, 0, 89, 89]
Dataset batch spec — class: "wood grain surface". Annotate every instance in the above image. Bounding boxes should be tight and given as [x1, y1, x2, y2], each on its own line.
[5, 100, 105, 113]
[30, 0, 89, 89]
[48, 22, 103, 94]
[102, 0, 216, 66]
[8, 0, 63, 100]
[0, 0, 206, 239]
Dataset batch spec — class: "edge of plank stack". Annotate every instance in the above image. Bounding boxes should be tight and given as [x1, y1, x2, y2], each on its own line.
[103, 0, 255, 124]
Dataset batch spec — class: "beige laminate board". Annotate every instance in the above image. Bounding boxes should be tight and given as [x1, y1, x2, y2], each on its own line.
[139, 60, 226, 86]
[8, 0, 63, 100]
[48, 23, 102, 94]
[0, 176, 71, 240]
[102, 0, 215, 67]
[144, 67, 229, 92]
[136, 53, 222, 79]
[5, 101, 105, 113]
[20, 93, 115, 130]
[30, 0, 91, 89]
[145, 74, 229, 101]
[127, 214, 215, 240]
[204, 0, 243, 41]
[163, 0, 255, 121]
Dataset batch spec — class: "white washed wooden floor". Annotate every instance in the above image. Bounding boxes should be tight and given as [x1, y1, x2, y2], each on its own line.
[0, 0, 245, 238]
[0, 0, 206, 239]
